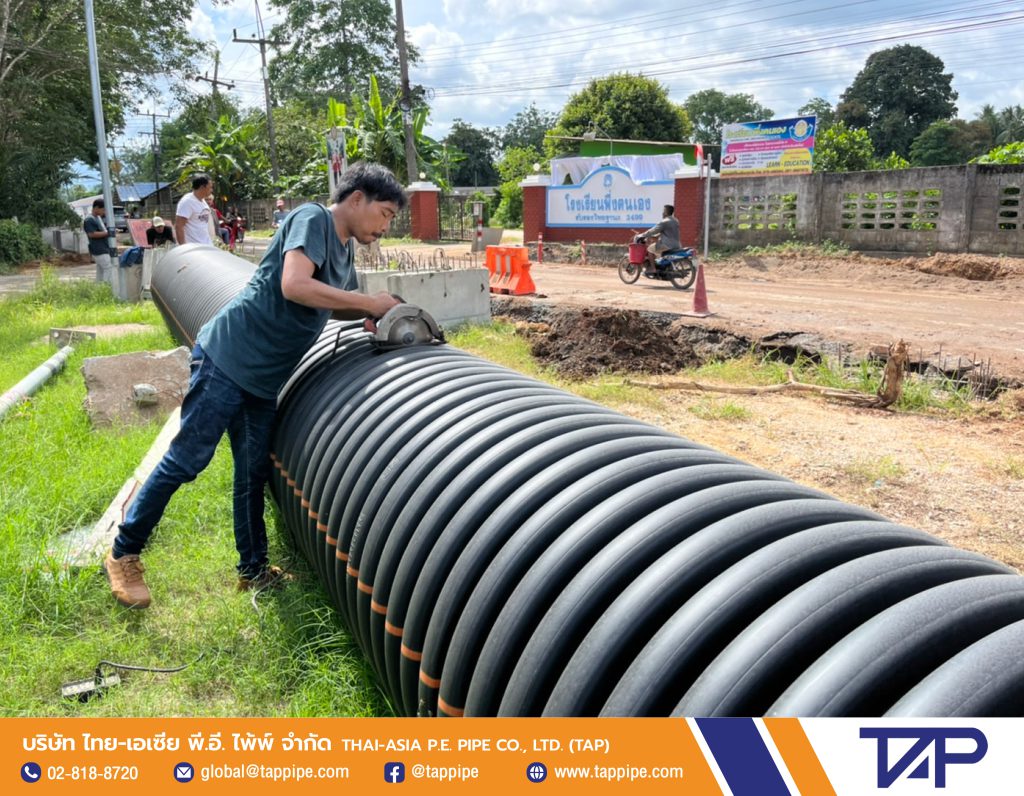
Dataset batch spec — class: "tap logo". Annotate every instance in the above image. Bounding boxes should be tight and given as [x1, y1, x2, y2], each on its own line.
[860, 727, 987, 788]
[384, 762, 406, 784]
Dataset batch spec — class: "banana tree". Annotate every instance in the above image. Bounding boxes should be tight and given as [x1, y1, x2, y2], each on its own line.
[330, 75, 447, 188]
[177, 115, 271, 203]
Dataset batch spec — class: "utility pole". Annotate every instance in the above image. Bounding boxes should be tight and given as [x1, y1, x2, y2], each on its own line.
[394, 0, 418, 185]
[138, 111, 171, 187]
[84, 0, 116, 256]
[193, 50, 235, 123]
[233, 1, 288, 184]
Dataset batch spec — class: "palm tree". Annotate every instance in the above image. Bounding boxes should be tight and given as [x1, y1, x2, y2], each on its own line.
[996, 105, 1024, 144]
[177, 115, 271, 203]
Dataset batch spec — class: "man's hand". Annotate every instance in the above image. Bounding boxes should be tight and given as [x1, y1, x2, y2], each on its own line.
[362, 291, 402, 332]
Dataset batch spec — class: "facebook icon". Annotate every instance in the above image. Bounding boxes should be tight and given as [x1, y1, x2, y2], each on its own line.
[384, 762, 406, 784]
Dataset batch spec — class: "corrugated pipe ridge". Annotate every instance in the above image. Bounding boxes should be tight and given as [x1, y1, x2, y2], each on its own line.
[153, 246, 1024, 718]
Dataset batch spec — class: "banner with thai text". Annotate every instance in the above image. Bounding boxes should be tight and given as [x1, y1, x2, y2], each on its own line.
[720, 116, 816, 178]
[546, 166, 673, 228]
[3, 717, 1021, 794]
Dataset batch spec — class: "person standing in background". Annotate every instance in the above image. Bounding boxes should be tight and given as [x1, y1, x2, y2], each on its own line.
[271, 199, 288, 229]
[83, 198, 114, 283]
[175, 174, 214, 245]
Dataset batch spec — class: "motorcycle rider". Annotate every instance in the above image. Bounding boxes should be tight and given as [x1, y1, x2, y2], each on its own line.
[635, 204, 680, 274]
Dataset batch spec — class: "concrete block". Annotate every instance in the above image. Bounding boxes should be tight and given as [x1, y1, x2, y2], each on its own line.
[81, 347, 190, 428]
[357, 268, 490, 328]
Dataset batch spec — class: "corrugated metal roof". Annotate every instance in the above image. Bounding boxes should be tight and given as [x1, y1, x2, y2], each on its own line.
[115, 182, 170, 202]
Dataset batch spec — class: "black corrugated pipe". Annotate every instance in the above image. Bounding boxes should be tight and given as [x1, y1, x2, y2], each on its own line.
[152, 245, 1024, 718]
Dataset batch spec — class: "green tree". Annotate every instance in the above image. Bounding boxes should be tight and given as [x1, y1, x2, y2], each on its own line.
[876, 151, 910, 170]
[177, 116, 271, 204]
[995, 105, 1024, 144]
[333, 76, 443, 186]
[501, 103, 559, 153]
[443, 120, 499, 186]
[546, 73, 692, 157]
[268, 0, 413, 104]
[814, 122, 876, 172]
[683, 89, 773, 146]
[837, 45, 956, 159]
[909, 120, 971, 166]
[493, 146, 545, 227]
[0, 0, 199, 224]
[972, 141, 1024, 164]
[798, 98, 836, 134]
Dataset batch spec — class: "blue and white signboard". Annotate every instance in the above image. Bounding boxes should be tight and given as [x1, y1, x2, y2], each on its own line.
[546, 166, 673, 228]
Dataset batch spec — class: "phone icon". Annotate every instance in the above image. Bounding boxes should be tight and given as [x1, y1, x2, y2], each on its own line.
[21, 762, 42, 782]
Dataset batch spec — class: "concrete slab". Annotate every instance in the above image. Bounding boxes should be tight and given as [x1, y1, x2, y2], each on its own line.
[81, 347, 190, 428]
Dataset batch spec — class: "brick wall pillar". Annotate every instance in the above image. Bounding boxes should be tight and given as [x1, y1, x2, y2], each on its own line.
[674, 174, 706, 248]
[407, 181, 440, 241]
[519, 174, 550, 247]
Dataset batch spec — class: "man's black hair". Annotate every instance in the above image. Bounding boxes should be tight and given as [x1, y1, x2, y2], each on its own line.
[92, 198, 105, 209]
[331, 161, 407, 209]
[192, 174, 211, 191]
[663, 204, 674, 216]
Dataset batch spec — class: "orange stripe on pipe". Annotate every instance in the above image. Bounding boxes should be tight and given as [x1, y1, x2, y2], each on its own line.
[438, 698, 463, 718]
[326, 535, 337, 546]
[316, 522, 329, 532]
[357, 580, 373, 594]
[371, 600, 388, 615]
[346, 565, 359, 578]
[286, 478, 296, 487]
[300, 498, 310, 508]
[292, 487, 302, 497]
[308, 510, 319, 520]
[401, 644, 422, 662]
[764, 718, 836, 796]
[385, 621, 402, 636]
[419, 670, 440, 689]
[336, 550, 349, 561]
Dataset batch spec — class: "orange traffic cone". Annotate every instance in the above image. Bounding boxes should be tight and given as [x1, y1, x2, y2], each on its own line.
[681, 261, 714, 317]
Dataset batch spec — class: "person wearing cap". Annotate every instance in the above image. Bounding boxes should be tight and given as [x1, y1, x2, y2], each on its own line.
[146, 216, 176, 247]
[271, 198, 289, 229]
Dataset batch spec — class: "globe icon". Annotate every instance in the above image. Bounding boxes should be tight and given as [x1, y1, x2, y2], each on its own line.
[527, 762, 548, 782]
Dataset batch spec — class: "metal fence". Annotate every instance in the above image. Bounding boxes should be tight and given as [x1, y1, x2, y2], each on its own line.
[439, 194, 474, 241]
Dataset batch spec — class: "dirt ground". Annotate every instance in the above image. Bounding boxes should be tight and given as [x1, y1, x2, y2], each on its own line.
[496, 250, 1024, 572]
[528, 250, 1024, 382]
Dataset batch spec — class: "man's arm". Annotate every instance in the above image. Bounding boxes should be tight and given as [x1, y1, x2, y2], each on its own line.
[175, 215, 187, 245]
[280, 248, 399, 324]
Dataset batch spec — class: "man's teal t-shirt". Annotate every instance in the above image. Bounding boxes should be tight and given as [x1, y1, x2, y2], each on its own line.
[196, 203, 356, 399]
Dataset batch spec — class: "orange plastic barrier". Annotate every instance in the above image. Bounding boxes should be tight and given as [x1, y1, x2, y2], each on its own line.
[485, 245, 535, 295]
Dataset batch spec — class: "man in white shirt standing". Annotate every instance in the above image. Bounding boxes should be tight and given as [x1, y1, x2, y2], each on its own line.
[175, 174, 214, 245]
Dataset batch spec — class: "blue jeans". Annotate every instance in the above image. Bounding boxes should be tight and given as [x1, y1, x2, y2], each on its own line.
[113, 343, 278, 579]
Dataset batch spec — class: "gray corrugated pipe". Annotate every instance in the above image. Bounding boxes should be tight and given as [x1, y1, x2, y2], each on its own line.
[152, 245, 1024, 718]
[0, 345, 74, 422]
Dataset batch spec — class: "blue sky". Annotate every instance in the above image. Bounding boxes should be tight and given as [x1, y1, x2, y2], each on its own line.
[105, 0, 1024, 173]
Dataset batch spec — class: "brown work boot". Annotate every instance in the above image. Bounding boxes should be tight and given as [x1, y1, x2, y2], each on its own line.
[237, 565, 294, 593]
[103, 550, 152, 609]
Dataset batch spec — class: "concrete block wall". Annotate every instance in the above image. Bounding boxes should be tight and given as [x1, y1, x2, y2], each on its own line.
[710, 164, 1024, 255]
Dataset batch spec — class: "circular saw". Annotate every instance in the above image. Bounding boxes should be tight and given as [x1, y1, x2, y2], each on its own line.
[371, 303, 446, 351]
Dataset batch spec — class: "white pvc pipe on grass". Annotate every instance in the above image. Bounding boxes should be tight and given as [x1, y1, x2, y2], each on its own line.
[0, 346, 74, 421]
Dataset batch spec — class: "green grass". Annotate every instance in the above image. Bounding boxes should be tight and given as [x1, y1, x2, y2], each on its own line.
[843, 455, 906, 484]
[707, 239, 852, 260]
[688, 400, 753, 422]
[0, 273, 388, 717]
[685, 351, 977, 415]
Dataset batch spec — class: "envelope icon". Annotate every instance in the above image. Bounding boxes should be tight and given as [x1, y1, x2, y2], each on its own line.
[176, 764, 193, 780]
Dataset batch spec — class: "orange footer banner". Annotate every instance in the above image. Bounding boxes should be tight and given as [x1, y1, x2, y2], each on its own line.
[1, 717, 1018, 794]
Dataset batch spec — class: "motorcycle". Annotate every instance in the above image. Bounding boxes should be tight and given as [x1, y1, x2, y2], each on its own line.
[618, 235, 697, 290]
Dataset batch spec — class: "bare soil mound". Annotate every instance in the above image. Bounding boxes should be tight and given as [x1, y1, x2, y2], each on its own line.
[891, 252, 1024, 281]
[520, 306, 700, 379]
[18, 252, 92, 272]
